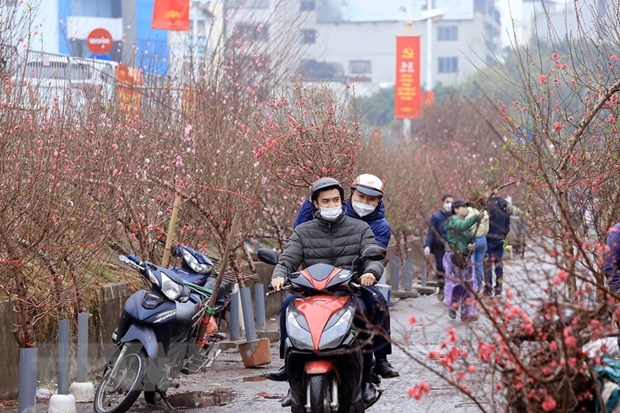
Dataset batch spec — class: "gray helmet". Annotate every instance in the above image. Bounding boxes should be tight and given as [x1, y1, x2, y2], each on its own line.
[311, 177, 345, 201]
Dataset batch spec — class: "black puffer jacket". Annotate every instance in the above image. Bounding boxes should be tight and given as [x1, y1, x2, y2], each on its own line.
[272, 211, 384, 281]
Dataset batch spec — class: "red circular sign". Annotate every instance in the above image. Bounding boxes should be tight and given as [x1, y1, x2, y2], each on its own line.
[86, 28, 113, 55]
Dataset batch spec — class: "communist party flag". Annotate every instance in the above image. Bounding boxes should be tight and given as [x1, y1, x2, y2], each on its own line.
[152, 0, 190, 31]
[394, 36, 421, 119]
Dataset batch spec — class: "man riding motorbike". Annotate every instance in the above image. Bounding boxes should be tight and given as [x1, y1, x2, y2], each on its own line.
[270, 177, 384, 408]
[275, 174, 398, 379]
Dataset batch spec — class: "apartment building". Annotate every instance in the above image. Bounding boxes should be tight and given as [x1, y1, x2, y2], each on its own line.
[300, 0, 501, 96]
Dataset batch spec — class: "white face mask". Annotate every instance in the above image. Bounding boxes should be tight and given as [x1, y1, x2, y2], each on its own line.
[352, 201, 376, 217]
[320, 206, 343, 221]
[443, 203, 452, 212]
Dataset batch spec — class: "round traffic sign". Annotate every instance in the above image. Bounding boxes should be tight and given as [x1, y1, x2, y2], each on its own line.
[86, 28, 113, 55]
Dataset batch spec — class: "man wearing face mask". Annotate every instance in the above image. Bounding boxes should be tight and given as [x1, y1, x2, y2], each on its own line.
[269, 177, 384, 407]
[424, 194, 454, 301]
[283, 174, 398, 380]
[293, 174, 391, 248]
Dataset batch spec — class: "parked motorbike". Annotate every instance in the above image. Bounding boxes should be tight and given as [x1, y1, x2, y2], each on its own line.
[258, 246, 386, 413]
[93, 245, 237, 413]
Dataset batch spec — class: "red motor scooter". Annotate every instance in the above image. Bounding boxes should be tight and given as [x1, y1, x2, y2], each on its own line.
[259, 246, 386, 413]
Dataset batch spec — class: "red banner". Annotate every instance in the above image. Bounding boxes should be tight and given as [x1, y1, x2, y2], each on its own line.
[152, 0, 190, 31]
[116, 64, 143, 116]
[395, 36, 421, 119]
[421, 91, 434, 111]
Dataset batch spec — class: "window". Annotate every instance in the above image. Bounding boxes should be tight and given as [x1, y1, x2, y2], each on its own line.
[299, 59, 345, 83]
[437, 57, 458, 73]
[300, 0, 315, 11]
[437, 26, 458, 41]
[300, 29, 317, 44]
[349, 60, 371, 75]
[196, 19, 207, 35]
[348, 60, 371, 82]
[76, 0, 121, 18]
[233, 23, 269, 42]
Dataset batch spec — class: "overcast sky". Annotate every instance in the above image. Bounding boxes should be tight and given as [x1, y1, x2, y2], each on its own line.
[342, 0, 406, 21]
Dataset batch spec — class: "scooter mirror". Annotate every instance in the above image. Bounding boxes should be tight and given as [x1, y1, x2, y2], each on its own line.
[361, 246, 386, 261]
[257, 248, 279, 265]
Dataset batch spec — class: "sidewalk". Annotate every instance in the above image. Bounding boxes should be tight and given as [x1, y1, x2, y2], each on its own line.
[6, 293, 488, 413]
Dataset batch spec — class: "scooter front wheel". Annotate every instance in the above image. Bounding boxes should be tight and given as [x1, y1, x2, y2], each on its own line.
[309, 374, 331, 413]
[94, 344, 148, 413]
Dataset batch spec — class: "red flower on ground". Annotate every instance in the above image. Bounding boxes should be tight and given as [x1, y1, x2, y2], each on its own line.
[542, 394, 557, 411]
[408, 381, 431, 400]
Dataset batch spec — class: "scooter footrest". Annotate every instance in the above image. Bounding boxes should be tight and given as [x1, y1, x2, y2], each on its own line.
[182, 349, 221, 374]
[211, 332, 227, 341]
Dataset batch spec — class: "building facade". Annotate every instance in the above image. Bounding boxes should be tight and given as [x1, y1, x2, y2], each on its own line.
[302, 0, 501, 96]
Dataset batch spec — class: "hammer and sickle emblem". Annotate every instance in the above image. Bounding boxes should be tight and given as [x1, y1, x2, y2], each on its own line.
[401, 47, 415, 59]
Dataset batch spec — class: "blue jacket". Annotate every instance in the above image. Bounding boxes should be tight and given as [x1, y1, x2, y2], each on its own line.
[292, 199, 392, 248]
[604, 223, 620, 292]
[424, 209, 451, 250]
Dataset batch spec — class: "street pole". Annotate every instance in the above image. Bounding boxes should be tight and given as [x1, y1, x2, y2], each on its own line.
[402, 0, 414, 139]
[426, 0, 433, 91]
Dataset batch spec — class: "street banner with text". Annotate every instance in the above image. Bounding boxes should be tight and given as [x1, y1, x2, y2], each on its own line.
[152, 0, 190, 31]
[116, 64, 143, 116]
[395, 36, 421, 119]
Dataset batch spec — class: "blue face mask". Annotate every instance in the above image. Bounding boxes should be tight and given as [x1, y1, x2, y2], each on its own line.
[320, 206, 343, 221]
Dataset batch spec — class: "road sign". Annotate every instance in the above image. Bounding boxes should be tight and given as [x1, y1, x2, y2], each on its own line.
[86, 28, 113, 55]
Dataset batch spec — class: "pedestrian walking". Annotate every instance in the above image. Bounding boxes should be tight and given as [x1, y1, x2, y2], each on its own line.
[424, 194, 454, 301]
[443, 200, 481, 322]
[466, 205, 489, 292]
[484, 196, 511, 296]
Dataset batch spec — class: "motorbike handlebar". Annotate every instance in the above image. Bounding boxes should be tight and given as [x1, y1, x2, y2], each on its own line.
[266, 285, 291, 296]
[127, 255, 141, 265]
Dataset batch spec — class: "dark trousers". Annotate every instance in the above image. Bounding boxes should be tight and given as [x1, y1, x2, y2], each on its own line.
[484, 239, 505, 294]
[431, 246, 447, 286]
[359, 285, 392, 360]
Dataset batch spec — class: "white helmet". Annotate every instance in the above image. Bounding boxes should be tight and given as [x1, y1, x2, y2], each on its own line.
[351, 174, 384, 197]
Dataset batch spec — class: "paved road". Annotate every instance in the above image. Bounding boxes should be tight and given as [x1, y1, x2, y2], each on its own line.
[10, 249, 548, 413]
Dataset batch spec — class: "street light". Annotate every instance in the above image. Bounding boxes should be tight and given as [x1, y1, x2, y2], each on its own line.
[401, 1, 444, 137]
[403, 1, 444, 89]
[421, 4, 444, 91]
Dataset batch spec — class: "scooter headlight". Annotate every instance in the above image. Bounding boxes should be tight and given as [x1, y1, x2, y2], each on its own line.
[286, 310, 313, 351]
[160, 273, 183, 300]
[319, 308, 354, 349]
[181, 249, 212, 274]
